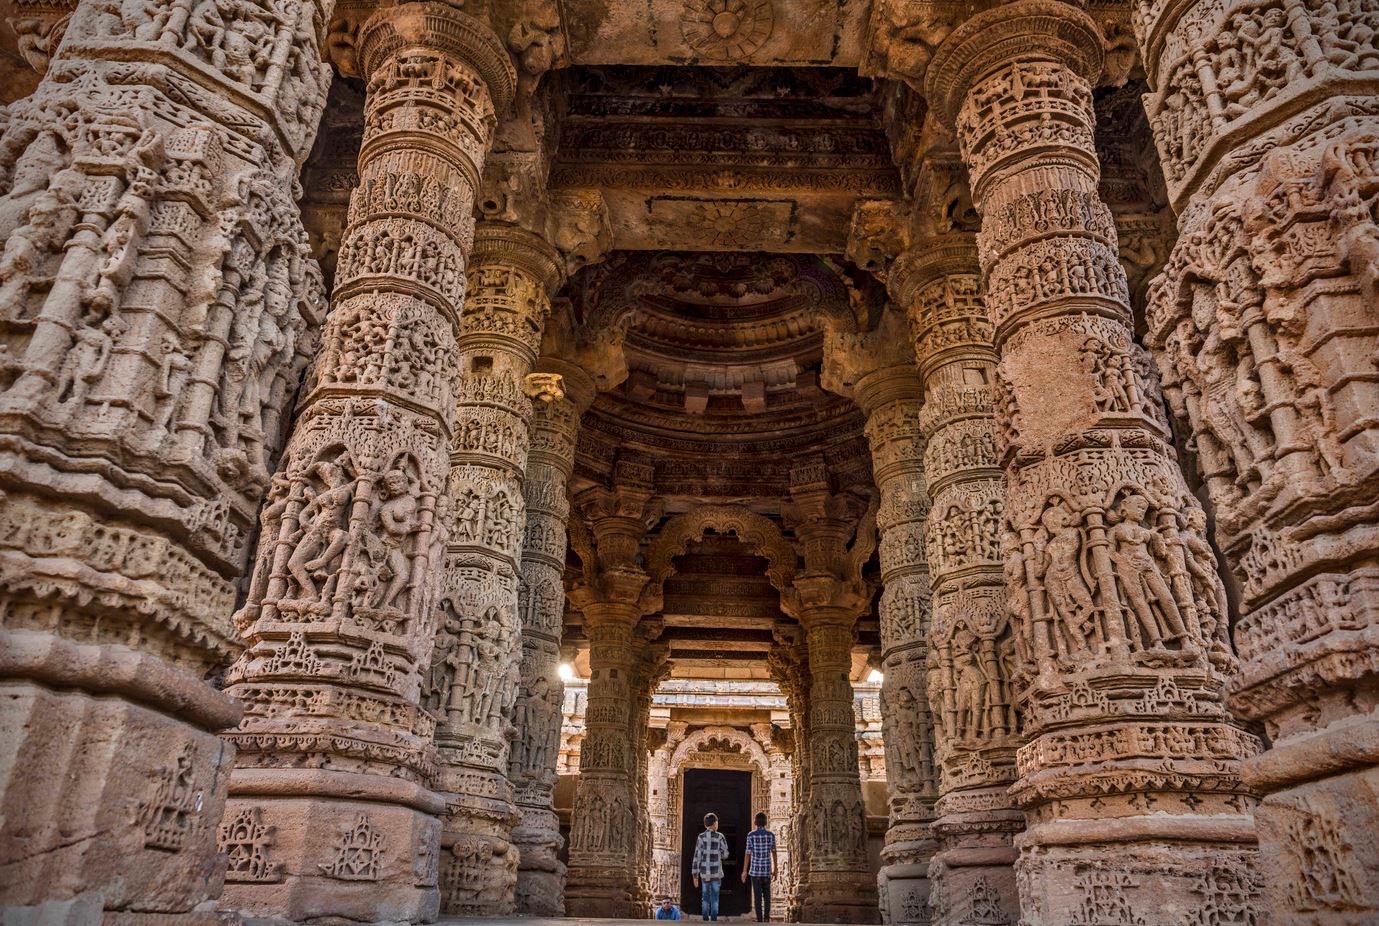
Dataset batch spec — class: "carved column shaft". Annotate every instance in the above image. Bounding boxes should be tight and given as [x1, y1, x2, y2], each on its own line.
[565, 609, 645, 917]
[925, 2, 1262, 920]
[509, 364, 591, 915]
[891, 239, 1022, 925]
[799, 615, 878, 923]
[222, 4, 515, 921]
[431, 224, 562, 916]
[0, 0, 330, 920]
[854, 367, 941, 925]
[1137, 0, 1379, 917]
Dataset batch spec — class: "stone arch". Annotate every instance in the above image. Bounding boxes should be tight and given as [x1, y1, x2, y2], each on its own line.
[670, 725, 772, 774]
[640, 504, 798, 613]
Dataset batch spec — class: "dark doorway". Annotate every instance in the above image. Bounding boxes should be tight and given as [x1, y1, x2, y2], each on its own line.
[680, 768, 752, 917]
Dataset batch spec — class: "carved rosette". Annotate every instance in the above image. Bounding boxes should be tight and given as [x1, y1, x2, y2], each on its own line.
[433, 223, 562, 916]
[925, 2, 1263, 921]
[221, 3, 513, 920]
[1136, 0, 1379, 918]
[0, 0, 331, 917]
[891, 237, 1022, 926]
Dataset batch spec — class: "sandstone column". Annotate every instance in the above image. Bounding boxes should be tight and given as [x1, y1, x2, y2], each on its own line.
[1136, 0, 1379, 918]
[565, 460, 661, 918]
[222, 4, 513, 921]
[785, 462, 882, 924]
[891, 238, 1022, 925]
[826, 321, 941, 924]
[768, 633, 812, 921]
[924, 3, 1262, 920]
[429, 222, 562, 915]
[509, 362, 594, 915]
[0, 0, 330, 921]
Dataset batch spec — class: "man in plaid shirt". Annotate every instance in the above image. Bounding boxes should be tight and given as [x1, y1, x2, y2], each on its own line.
[740, 813, 778, 922]
[691, 813, 730, 921]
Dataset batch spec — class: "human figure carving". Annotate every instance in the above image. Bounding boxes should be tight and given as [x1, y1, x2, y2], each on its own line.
[951, 626, 991, 742]
[372, 467, 418, 611]
[1108, 494, 1187, 650]
[56, 316, 125, 407]
[1039, 504, 1095, 659]
[286, 461, 353, 601]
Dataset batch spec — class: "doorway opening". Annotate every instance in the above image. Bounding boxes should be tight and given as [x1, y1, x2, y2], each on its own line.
[680, 768, 752, 917]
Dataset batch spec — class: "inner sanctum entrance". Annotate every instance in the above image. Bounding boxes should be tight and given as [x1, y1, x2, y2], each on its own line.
[680, 768, 752, 917]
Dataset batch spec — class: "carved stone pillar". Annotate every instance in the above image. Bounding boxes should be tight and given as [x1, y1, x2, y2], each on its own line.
[0, 0, 330, 921]
[924, 3, 1262, 920]
[1137, 0, 1379, 917]
[630, 637, 671, 914]
[798, 616, 878, 923]
[769, 634, 812, 920]
[827, 324, 941, 924]
[509, 363, 593, 915]
[786, 462, 882, 923]
[222, 4, 513, 921]
[565, 603, 645, 917]
[891, 238, 1022, 925]
[429, 222, 562, 916]
[565, 461, 660, 918]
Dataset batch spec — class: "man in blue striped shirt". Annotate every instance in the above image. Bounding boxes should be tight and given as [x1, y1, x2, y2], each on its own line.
[741, 813, 777, 922]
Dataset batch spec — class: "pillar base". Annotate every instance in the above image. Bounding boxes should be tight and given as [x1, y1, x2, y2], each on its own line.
[0, 680, 235, 919]
[801, 872, 882, 924]
[513, 804, 565, 916]
[565, 870, 642, 920]
[928, 787, 1021, 926]
[1013, 816, 1261, 926]
[434, 770, 520, 917]
[1243, 712, 1379, 924]
[219, 792, 441, 924]
[878, 862, 931, 926]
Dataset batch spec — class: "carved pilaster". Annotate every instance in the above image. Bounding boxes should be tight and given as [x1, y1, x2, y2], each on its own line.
[221, 4, 513, 921]
[784, 461, 882, 924]
[925, 3, 1262, 920]
[433, 222, 562, 917]
[565, 460, 660, 918]
[1137, 0, 1379, 916]
[509, 364, 591, 916]
[828, 316, 941, 925]
[891, 237, 1022, 926]
[0, 0, 331, 920]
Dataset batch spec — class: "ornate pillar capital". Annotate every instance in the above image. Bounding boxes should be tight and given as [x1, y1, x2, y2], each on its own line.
[922, 0, 1105, 129]
[359, 2, 516, 112]
[472, 223, 566, 296]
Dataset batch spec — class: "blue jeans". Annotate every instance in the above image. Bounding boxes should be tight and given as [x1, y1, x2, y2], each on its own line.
[700, 878, 721, 921]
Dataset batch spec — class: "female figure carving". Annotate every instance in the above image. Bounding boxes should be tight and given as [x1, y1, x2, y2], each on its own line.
[1108, 494, 1187, 650]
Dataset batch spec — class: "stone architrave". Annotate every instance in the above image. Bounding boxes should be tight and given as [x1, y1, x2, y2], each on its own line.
[924, 2, 1264, 921]
[0, 0, 330, 921]
[824, 315, 941, 924]
[221, 4, 515, 921]
[429, 223, 563, 916]
[1136, 0, 1379, 917]
[891, 236, 1023, 925]
[564, 459, 661, 918]
[784, 461, 882, 924]
[509, 362, 594, 915]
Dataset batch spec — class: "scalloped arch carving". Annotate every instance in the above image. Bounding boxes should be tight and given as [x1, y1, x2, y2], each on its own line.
[670, 725, 772, 775]
[641, 504, 798, 612]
